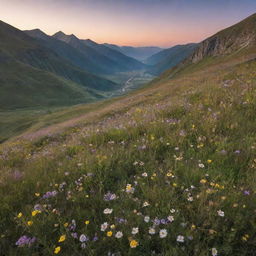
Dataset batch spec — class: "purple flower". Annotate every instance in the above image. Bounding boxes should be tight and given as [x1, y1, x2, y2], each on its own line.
[244, 190, 250, 195]
[153, 218, 160, 225]
[93, 235, 98, 241]
[160, 219, 167, 224]
[16, 236, 36, 247]
[71, 232, 78, 239]
[42, 190, 57, 199]
[104, 192, 117, 201]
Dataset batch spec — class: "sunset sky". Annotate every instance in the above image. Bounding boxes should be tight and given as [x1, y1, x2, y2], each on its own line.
[0, 0, 255, 47]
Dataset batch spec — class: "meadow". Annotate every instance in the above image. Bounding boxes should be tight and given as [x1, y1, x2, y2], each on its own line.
[0, 53, 256, 255]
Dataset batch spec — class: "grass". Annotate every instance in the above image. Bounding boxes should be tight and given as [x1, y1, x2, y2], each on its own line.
[0, 52, 256, 256]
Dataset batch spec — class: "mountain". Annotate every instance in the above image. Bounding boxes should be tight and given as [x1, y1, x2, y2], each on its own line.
[0, 20, 117, 109]
[104, 43, 163, 61]
[189, 13, 256, 63]
[159, 13, 256, 80]
[2, 13, 256, 256]
[52, 31, 146, 74]
[25, 29, 110, 76]
[145, 43, 198, 75]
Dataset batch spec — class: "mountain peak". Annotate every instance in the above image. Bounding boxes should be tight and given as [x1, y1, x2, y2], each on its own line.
[24, 28, 48, 40]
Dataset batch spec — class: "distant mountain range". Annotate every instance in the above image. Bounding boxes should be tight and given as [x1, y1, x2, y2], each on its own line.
[103, 43, 163, 61]
[3, 13, 254, 111]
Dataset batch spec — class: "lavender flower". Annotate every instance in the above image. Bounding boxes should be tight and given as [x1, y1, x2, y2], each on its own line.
[15, 236, 36, 247]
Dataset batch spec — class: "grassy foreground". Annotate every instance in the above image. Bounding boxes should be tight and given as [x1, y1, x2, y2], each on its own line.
[0, 55, 256, 255]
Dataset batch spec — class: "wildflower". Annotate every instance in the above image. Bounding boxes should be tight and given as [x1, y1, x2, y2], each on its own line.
[166, 172, 174, 177]
[207, 159, 212, 164]
[110, 224, 115, 229]
[243, 190, 250, 195]
[17, 212, 22, 218]
[79, 234, 89, 243]
[177, 235, 185, 243]
[149, 227, 156, 235]
[187, 196, 193, 202]
[54, 246, 61, 254]
[130, 239, 139, 248]
[191, 224, 196, 230]
[126, 184, 135, 194]
[107, 231, 113, 237]
[144, 216, 150, 222]
[212, 248, 218, 256]
[71, 232, 78, 239]
[101, 222, 108, 231]
[104, 192, 117, 201]
[32, 210, 41, 217]
[58, 235, 66, 243]
[15, 236, 36, 247]
[198, 163, 205, 168]
[159, 229, 168, 238]
[84, 220, 90, 225]
[200, 179, 207, 184]
[115, 231, 123, 239]
[143, 201, 150, 207]
[170, 209, 176, 213]
[64, 223, 69, 227]
[27, 221, 33, 226]
[42, 190, 57, 199]
[167, 215, 174, 222]
[142, 172, 148, 177]
[242, 234, 249, 241]
[103, 208, 113, 214]
[131, 227, 139, 235]
[35, 193, 40, 197]
[217, 210, 225, 217]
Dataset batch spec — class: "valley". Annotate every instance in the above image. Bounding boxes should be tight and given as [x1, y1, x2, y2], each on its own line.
[0, 9, 256, 256]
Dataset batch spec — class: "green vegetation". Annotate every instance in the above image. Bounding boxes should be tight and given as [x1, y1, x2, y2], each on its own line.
[0, 46, 255, 255]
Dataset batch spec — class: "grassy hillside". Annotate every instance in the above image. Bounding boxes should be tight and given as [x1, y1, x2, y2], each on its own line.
[0, 20, 118, 110]
[0, 38, 256, 255]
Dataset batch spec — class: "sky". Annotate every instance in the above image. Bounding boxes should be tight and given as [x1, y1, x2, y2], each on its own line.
[0, 0, 255, 47]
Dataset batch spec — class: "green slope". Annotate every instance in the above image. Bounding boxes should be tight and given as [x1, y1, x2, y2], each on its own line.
[0, 12, 256, 256]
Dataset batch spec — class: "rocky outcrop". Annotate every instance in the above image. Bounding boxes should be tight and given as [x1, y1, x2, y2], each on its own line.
[190, 13, 256, 63]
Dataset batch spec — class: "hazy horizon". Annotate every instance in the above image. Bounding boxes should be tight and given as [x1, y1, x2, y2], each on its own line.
[0, 0, 255, 47]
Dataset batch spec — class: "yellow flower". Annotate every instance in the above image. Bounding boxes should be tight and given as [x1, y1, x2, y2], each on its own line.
[17, 212, 22, 218]
[64, 222, 69, 227]
[242, 234, 249, 241]
[172, 183, 177, 187]
[35, 193, 40, 197]
[166, 172, 173, 177]
[54, 246, 61, 254]
[207, 159, 212, 164]
[130, 239, 139, 248]
[27, 221, 33, 226]
[200, 179, 207, 184]
[85, 220, 90, 225]
[191, 224, 196, 230]
[58, 235, 66, 243]
[32, 210, 41, 217]
[107, 231, 113, 237]
[110, 224, 115, 229]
